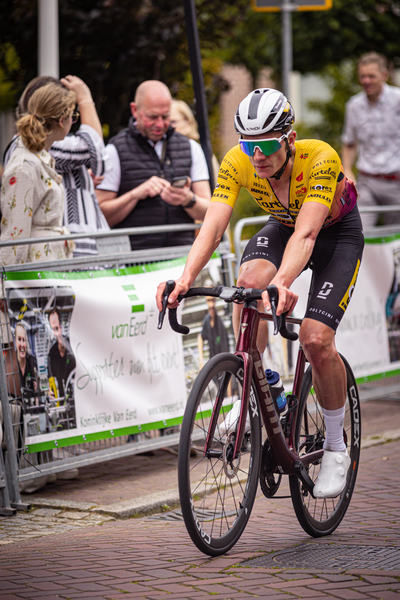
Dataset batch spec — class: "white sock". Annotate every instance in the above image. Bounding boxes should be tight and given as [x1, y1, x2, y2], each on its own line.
[322, 406, 346, 452]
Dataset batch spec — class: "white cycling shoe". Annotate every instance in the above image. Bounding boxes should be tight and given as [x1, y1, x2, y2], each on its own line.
[313, 449, 351, 499]
[219, 400, 250, 435]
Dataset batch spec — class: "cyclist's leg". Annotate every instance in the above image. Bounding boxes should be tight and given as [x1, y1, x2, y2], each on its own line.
[298, 207, 364, 497]
[299, 320, 350, 498]
[233, 218, 291, 353]
[299, 319, 346, 411]
[233, 259, 276, 352]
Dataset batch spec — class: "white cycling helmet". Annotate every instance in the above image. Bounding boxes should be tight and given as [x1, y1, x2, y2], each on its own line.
[234, 88, 295, 136]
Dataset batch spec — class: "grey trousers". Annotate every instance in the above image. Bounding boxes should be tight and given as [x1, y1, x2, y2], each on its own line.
[357, 174, 400, 228]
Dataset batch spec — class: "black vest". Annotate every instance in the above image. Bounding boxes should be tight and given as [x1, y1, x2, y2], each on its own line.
[110, 119, 194, 250]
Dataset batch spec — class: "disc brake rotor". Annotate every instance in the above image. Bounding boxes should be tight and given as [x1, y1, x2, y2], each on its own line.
[223, 433, 241, 479]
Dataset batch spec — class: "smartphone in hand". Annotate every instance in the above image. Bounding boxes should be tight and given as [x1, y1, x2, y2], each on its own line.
[172, 177, 188, 188]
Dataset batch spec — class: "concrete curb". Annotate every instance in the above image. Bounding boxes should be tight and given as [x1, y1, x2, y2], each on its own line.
[23, 429, 400, 519]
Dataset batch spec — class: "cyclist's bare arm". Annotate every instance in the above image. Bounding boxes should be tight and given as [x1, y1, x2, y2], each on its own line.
[156, 201, 232, 310]
[263, 201, 329, 316]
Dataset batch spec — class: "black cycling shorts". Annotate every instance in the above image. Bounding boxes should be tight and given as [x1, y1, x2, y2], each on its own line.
[240, 206, 365, 331]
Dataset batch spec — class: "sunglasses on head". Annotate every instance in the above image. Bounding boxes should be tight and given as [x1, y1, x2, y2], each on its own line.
[239, 132, 289, 157]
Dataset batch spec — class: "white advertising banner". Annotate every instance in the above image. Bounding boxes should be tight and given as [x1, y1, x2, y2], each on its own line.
[289, 235, 400, 381]
[5, 257, 193, 453]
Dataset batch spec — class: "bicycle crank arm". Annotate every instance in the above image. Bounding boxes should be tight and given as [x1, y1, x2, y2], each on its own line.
[293, 461, 315, 497]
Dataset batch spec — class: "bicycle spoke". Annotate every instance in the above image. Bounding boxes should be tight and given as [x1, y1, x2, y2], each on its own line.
[290, 358, 361, 537]
[178, 354, 261, 556]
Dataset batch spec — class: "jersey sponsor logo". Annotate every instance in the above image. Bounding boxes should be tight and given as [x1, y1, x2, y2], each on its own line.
[217, 183, 231, 191]
[258, 199, 277, 210]
[317, 281, 334, 300]
[295, 186, 307, 196]
[311, 185, 332, 192]
[296, 172, 304, 182]
[313, 175, 335, 182]
[213, 193, 229, 200]
[292, 199, 301, 209]
[257, 236, 268, 247]
[339, 259, 360, 312]
[224, 160, 239, 174]
[311, 167, 337, 179]
[300, 153, 309, 159]
[313, 159, 337, 166]
[307, 193, 328, 200]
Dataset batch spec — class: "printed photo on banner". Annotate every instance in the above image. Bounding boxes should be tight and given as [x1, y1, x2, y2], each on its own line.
[6, 285, 77, 439]
[2, 256, 225, 451]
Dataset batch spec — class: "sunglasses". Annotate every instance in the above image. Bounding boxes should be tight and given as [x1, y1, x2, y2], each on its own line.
[239, 133, 288, 157]
[71, 111, 80, 124]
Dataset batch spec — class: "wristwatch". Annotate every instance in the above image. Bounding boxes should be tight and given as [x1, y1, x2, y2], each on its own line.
[184, 194, 196, 209]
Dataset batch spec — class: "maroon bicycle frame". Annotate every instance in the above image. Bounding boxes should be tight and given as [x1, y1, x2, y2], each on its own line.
[205, 303, 324, 490]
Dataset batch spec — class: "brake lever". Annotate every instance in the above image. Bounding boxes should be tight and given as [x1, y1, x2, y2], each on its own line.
[157, 280, 176, 330]
[266, 284, 298, 341]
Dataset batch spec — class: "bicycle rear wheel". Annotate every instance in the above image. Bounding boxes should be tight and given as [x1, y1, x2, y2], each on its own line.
[178, 353, 261, 556]
[289, 354, 361, 537]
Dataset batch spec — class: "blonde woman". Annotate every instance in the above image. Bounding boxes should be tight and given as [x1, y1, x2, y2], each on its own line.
[170, 99, 219, 181]
[0, 83, 76, 265]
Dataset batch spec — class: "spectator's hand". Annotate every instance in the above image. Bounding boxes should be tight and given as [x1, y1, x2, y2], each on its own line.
[160, 177, 193, 207]
[136, 176, 171, 200]
[60, 75, 93, 106]
[88, 168, 104, 188]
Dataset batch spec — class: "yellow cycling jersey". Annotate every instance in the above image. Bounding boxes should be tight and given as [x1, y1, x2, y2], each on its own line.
[212, 139, 357, 228]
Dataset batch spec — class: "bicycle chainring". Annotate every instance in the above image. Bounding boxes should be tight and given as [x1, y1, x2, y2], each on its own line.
[260, 439, 282, 498]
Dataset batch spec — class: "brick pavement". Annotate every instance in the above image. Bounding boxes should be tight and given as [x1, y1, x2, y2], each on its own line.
[0, 397, 399, 599]
[0, 440, 399, 599]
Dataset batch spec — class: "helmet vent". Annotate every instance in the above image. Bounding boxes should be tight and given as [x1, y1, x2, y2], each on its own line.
[248, 92, 264, 120]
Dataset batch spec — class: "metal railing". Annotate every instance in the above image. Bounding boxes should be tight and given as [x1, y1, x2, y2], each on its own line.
[0, 224, 235, 511]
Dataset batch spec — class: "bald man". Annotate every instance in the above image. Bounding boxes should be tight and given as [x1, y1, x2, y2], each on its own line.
[96, 80, 211, 250]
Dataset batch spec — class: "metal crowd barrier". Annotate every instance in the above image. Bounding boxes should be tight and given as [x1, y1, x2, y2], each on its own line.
[0, 224, 236, 511]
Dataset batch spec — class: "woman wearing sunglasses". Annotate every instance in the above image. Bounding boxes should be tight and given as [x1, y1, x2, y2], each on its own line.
[0, 82, 76, 265]
[157, 87, 364, 499]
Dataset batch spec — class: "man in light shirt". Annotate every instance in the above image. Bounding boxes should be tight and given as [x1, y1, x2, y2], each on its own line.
[96, 80, 211, 250]
[342, 52, 400, 228]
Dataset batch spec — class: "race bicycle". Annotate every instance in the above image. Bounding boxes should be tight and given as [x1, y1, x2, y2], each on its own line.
[158, 281, 361, 556]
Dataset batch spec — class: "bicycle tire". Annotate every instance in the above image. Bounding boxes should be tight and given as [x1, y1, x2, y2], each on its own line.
[178, 353, 261, 556]
[289, 354, 361, 537]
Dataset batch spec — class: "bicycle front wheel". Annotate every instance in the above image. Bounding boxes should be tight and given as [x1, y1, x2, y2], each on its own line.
[289, 354, 361, 537]
[178, 353, 261, 556]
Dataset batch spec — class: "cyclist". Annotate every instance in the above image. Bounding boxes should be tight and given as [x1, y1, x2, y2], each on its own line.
[156, 88, 364, 499]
